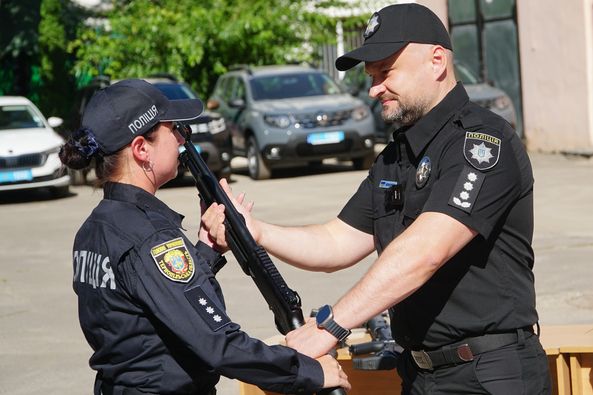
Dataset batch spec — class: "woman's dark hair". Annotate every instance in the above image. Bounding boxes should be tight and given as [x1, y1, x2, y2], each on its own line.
[59, 125, 159, 187]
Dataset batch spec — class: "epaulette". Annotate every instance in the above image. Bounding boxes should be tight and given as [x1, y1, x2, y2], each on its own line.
[454, 109, 483, 131]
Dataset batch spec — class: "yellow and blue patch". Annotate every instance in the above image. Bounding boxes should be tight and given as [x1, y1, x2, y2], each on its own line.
[150, 237, 195, 283]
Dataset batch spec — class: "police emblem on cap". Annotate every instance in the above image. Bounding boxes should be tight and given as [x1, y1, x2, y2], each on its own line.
[150, 237, 194, 283]
[464, 132, 501, 170]
[416, 156, 431, 188]
[364, 13, 381, 39]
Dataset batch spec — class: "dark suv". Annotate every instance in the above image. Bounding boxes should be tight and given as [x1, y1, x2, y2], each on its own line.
[73, 76, 232, 181]
[207, 65, 376, 180]
[145, 77, 232, 180]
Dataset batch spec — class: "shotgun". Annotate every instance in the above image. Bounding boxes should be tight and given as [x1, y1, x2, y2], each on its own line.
[177, 123, 345, 395]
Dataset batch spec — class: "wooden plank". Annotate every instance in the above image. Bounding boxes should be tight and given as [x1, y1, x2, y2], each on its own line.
[555, 353, 571, 395]
[571, 353, 593, 395]
[540, 325, 593, 351]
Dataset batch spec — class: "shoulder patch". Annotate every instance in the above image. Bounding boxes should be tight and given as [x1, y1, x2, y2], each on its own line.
[448, 166, 485, 213]
[150, 237, 194, 283]
[185, 285, 231, 331]
[463, 131, 501, 170]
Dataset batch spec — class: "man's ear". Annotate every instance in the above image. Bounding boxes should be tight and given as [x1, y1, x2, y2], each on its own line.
[431, 45, 448, 81]
[130, 135, 149, 163]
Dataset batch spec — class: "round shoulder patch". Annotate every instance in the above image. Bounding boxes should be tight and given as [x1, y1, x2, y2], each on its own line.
[463, 131, 501, 170]
[150, 237, 195, 283]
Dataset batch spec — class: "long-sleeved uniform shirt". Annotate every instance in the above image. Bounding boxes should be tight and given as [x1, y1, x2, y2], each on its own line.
[73, 182, 322, 394]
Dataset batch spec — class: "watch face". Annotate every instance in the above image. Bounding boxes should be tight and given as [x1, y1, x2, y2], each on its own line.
[315, 305, 332, 326]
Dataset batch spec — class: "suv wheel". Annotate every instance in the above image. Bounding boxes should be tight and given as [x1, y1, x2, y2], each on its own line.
[247, 136, 271, 180]
[352, 152, 376, 170]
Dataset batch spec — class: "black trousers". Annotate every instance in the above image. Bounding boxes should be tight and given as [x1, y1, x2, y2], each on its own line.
[397, 332, 551, 395]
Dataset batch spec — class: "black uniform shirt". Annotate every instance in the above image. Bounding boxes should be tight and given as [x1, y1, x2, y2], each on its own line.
[339, 83, 537, 349]
[73, 182, 322, 394]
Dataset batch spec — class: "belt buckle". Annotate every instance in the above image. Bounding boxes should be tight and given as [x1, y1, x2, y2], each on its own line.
[411, 350, 433, 370]
[456, 343, 474, 362]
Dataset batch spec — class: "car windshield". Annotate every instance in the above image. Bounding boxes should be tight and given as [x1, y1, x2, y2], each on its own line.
[250, 72, 343, 101]
[454, 62, 480, 85]
[0, 105, 45, 130]
[153, 83, 198, 100]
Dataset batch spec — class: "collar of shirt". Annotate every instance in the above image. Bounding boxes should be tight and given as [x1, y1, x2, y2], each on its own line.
[103, 182, 184, 227]
[403, 82, 470, 160]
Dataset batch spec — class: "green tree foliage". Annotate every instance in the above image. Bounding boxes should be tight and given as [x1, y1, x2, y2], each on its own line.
[1, 0, 86, 129]
[70, 0, 338, 97]
[0, 0, 42, 96]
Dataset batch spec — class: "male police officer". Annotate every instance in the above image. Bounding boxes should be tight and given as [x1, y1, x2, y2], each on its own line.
[205, 3, 551, 394]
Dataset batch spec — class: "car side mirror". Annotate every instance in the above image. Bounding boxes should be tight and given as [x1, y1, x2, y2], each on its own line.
[229, 98, 246, 109]
[47, 117, 63, 128]
[207, 99, 220, 110]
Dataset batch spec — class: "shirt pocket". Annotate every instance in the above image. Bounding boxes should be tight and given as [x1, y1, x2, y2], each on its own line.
[401, 189, 431, 227]
[372, 184, 401, 251]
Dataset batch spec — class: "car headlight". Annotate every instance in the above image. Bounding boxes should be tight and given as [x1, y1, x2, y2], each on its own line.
[45, 146, 61, 156]
[207, 118, 226, 134]
[263, 114, 292, 129]
[351, 105, 370, 121]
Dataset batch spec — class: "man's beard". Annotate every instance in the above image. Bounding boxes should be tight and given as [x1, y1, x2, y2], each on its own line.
[382, 97, 429, 126]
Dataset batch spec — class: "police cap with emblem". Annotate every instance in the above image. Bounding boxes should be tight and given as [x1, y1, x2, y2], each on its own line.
[82, 79, 203, 155]
[335, 3, 452, 71]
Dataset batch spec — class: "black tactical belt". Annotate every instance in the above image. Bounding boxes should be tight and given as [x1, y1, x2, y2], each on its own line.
[410, 327, 533, 370]
[100, 384, 216, 395]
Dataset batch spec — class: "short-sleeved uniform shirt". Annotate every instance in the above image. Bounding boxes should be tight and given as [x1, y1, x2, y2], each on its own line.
[73, 182, 322, 395]
[339, 83, 537, 350]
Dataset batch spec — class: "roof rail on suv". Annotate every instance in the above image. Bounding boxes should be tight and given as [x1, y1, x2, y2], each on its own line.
[147, 72, 178, 82]
[228, 64, 252, 75]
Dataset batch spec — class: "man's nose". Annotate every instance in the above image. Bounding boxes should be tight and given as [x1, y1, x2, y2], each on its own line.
[369, 83, 385, 99]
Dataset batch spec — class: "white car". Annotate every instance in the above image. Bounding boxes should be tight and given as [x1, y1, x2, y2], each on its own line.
[0, 96, 70, 195]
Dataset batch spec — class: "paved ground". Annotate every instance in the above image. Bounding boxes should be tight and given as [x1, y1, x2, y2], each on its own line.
[0, 151, 591, 395]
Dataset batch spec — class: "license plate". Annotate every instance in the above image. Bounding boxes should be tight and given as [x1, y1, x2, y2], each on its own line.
[306, 131, 345, 145]
[0, 169, 33, 183]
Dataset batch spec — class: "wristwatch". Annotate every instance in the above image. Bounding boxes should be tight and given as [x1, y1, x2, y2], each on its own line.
[315, 304, 351, 342]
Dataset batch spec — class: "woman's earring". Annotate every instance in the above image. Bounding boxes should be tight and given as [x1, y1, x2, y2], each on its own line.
[142, 160, 154, 172]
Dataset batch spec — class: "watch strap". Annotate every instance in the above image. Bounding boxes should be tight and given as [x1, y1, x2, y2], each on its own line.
[323, 318, 351, 342]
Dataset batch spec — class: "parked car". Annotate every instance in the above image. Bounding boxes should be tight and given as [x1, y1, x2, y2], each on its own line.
[207, 65, 376, 180]
[74, 75, 232, 181]
[342, 61, 517, 142]
[0, 96, 70, 196]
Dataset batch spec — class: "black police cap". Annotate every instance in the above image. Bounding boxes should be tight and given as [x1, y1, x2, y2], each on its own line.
[82, 79, 203, 155]
[336, 3, 452, 71]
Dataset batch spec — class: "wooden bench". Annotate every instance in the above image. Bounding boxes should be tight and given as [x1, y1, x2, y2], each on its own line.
[239, 325, 593, 395]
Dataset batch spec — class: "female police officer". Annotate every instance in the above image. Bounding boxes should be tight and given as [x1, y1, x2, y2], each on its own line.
[59, 79, 349, 395]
